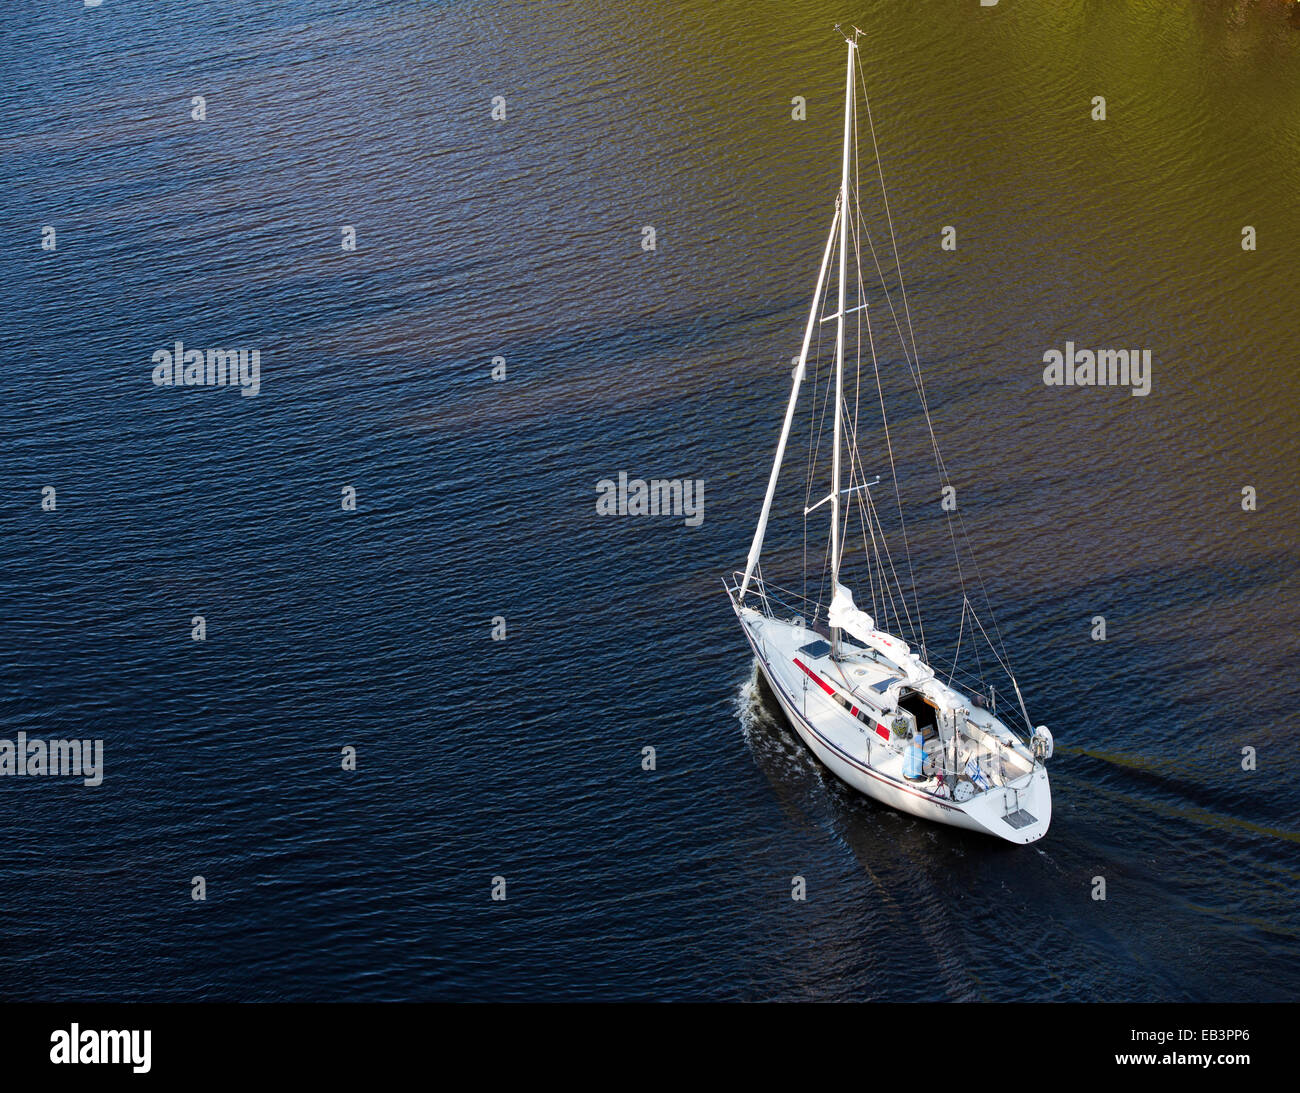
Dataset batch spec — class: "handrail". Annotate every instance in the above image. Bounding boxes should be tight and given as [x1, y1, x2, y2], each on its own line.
[730, 571, 825, 622]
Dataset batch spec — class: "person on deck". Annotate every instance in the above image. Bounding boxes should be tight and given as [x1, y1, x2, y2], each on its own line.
[903, 727, 927, 781]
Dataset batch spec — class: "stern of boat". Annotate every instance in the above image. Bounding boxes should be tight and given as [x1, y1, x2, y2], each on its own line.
[962, 765, 1052, 844]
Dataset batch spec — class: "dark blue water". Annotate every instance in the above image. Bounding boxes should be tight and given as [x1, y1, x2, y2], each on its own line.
[1, 0, 1297, 1001]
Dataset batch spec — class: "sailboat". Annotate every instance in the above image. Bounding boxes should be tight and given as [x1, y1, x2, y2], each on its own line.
[726, 28, 1054, 844]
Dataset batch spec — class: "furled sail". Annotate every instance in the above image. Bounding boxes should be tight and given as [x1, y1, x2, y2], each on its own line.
[828, 584, 932, 683]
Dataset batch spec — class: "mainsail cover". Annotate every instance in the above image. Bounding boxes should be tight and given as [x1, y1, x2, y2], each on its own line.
[828, 584, 932, 683]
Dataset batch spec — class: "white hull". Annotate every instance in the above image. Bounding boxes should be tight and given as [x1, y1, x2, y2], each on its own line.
[733, 599, 1051, 844]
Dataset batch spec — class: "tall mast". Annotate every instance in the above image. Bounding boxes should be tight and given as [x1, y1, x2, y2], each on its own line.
[739, 206, 841, 602]
[831, 34, 856, 658]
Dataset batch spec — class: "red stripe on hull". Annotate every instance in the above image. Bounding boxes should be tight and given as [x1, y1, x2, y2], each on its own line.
[793, 657, 892, 740]
[792, 657, 835, 695]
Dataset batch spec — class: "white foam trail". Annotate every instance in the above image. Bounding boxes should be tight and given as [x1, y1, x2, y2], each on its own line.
[734, 663, 778, 743]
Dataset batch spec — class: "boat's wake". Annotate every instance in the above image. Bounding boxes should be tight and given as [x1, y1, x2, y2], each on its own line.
[734, 662, 829, 785]
[734, 662, 783, 737]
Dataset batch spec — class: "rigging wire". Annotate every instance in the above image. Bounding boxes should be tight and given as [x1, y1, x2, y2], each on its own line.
[850, 83, 926, 651]
[804, 237, 838, 621]
[854, 55, 1025, 709]
[843, 392, 910, 637]
[847, 195, 922, 645]
[947, 597, 966, 689]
